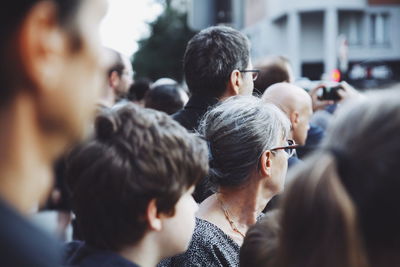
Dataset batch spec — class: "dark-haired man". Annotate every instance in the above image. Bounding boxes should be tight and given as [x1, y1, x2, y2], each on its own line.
[173, 26, 256, 202]
[173, 26, 256, 132]
[0, 0, 108, 265]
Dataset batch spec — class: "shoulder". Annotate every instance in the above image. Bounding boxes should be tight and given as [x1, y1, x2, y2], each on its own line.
[159, 218, 239, 267]
[0, 201, 60, 266]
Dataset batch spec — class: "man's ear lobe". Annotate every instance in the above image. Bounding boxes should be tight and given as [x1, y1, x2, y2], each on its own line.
[109, 71, 120, 87]
[228, 70, 241, 96]
[146, 199, 162, 231]
[18, 1, 67, 93]
[290, 111, 300, 127]
[259, 150, 272, 177]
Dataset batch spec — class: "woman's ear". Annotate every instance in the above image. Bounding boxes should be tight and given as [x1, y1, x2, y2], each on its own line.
[146, 199, 162, 231]
[259, 150, 272, 177]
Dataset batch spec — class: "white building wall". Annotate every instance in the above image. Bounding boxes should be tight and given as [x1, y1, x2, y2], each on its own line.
[346, 6, 400, 61]
[300, 13, 324, 63]
[244, 0, 400, 78]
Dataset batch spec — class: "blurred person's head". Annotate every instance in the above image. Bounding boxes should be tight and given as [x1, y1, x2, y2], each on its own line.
[0, 0, 108, 211]
[254, 56, 294, 95]
[152, 77, 178, 88]
[278, 89, 400, 267]
[262, 83, 312, 146]
[184, 26, 254, 99]
[240, 211, 280, 267]
[199, 95, 291, 194]
[127, 77, 152, 106]
[104, 49, 133, 104]
[145, 84, 189, 115]
[66, 103, 209, 264]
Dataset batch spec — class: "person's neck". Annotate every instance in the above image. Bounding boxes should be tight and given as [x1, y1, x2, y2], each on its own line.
[118, 234, 163, 267]
[0, 93, 56, 213]
[99, 87, 116, 108]
[218, 178, 271, 228]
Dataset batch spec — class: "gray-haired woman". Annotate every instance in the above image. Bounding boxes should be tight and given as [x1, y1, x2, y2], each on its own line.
[160, 95, 294, 267]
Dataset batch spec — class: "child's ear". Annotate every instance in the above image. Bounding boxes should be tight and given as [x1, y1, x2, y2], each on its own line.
[146, 199, 162, 231]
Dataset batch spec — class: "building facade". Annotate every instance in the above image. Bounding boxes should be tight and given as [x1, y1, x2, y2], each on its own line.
[242, 0, 400, 80]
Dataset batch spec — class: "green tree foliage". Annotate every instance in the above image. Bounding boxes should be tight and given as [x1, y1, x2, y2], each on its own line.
[132, 5, 196, 83]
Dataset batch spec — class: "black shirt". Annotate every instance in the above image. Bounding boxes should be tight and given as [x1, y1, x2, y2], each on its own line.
[172, 95, 219, 133]
[63, 241, 140, 267]
[173, 95, 220, 202]
[0, 198, 61, 267]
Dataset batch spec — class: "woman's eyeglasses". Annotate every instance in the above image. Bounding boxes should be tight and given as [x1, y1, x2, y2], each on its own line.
[239, 69, 260, 81]
[270, 140, 298, 157]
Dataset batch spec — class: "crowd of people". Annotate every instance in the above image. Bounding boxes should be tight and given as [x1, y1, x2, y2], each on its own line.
[1, 0, 400, 267]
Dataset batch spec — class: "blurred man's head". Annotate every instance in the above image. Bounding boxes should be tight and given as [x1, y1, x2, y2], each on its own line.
[0, 0, 109, 211]
[145, 83, 189, 115]
[262, 83, 312, 146]
[107, 49, 133, 101]
[127, 77, 152, 106]
[184, 26, 254, 99]
[1, 0, 108, 147]
[254, 56, 294, 95]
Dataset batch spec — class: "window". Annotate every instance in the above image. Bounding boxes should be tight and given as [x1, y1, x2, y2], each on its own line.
[339, 11, 363, 46]
[370, 13, 390, 45]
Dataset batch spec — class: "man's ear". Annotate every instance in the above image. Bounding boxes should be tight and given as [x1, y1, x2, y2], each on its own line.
[259, 150, 272, 177]
[18, 1, 68, 94]
[146, 199, 163, 231]
[290, 111, 300, 129]
[226, 70, 241, 96]
[109, 71, 121, 88]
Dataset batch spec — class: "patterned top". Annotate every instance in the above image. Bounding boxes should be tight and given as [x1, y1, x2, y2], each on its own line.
[158, 217, 240, 267]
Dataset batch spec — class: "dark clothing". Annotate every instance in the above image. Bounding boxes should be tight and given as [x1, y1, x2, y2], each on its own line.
[173, 95, 219, 202]
[297, 123, 325, 159]
[0, 198, 61, 267]
[63, 241, 140, 267]
[288, 154, 301, 168]
[159, 218, 240, 267]
[172, 95, 219, 133]
[44, 157, 71, 212]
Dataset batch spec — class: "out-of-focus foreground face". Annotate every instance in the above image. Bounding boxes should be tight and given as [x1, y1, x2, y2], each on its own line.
[42, 0, 109, 143]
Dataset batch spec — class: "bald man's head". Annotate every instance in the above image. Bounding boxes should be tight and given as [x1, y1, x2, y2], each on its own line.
[262, 83, 312, 146]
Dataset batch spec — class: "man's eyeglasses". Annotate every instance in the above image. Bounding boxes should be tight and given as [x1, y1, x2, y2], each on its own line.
[270, 139, 298, 157]
[239, 69, 260, 81]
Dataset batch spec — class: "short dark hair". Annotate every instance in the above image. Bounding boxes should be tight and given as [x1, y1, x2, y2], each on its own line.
[240, 211, 280, 267]
[0, 0, 81, 104]
[66, 103, 209, 251]
[184, 26, 250, 98]
[254, 56, 291, 95]
[145, 84, 187, 115]
[127, 78, 152, 101]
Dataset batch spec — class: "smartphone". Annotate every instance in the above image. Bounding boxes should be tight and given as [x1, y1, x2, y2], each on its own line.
[320, 85, 342, 101]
